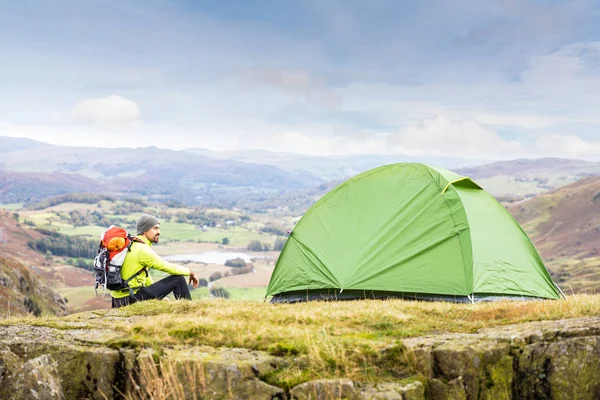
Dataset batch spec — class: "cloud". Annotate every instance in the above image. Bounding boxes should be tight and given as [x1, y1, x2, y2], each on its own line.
[473, 113, 556, 129]
[71, 95, 141, 124]
[534, 134, 600, 159]
[237, 68, 341, 109]
[386, 115, 521, 159]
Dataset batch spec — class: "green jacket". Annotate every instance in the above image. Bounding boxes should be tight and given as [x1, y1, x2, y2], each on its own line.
[111, 235, 191, 299]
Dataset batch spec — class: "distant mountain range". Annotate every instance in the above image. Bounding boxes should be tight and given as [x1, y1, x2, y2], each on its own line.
[1, 135, 600, 208]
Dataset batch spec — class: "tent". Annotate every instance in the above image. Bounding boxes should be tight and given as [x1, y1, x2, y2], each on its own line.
[267, 163, 564, 303]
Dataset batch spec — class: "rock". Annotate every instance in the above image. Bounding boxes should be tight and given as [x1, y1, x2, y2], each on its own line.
[138, 347, 286, 400]
[515, 336, 600, 400]
[358, 380, 425, 400]
[290, 378, 359, 400]
[0, 325, 124, 399]
[10, 354, 65, 400]
[428, 377, 467, 400]
[0, 344, 21, 389]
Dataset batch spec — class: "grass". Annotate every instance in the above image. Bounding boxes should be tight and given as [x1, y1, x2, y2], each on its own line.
[0, 203, 24, 210]
[195, 226, 270, 247]
[159, 222, 204, 241]
[2, 294, 599, 391]
[55, 225, 106, 237]
[160, 223, 281, 247]
[190, 286, 267, 301]
[10, 293, 594, 388]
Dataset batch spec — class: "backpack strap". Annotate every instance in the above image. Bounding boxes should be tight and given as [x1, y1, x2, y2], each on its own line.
[123, 235, 149, 298]
[124, 267, 148, 298]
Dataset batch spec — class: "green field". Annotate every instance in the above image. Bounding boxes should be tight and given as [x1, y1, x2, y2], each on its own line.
[190, 286, 267, 301]
[0, 203, 24, 210]
[55, 286, 112, 312]
[55, 225, 107, 237]
[159, 222, 282, 247]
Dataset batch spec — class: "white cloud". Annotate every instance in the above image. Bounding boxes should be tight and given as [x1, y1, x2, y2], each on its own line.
[71, 95, 141, 124]
[534, 134, 600, 159]
[473, 113, 556, 130]
[386, 115, 521, 159]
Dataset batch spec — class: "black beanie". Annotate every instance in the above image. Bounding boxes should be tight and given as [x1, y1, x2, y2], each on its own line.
[136, 214, 160, 235]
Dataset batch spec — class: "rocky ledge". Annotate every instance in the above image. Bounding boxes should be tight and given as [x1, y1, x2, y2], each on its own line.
[0, 316, 599, 400]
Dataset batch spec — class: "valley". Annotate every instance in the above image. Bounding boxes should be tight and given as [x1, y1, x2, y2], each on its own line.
[1, 137, 600, 316]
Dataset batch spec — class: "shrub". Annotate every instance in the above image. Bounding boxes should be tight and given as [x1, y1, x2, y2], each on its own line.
[224, 258, 246, 268]
[209, 287, 230, 299]
[209, 271, 222, 282]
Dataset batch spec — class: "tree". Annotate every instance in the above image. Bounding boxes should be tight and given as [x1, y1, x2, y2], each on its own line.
[247, 240, 263, 252]
[222, 237, 230, 245]
[273, 237, 286, 251]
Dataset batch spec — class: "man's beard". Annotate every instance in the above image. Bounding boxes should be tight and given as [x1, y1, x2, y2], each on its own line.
[152, 235, 160, 243]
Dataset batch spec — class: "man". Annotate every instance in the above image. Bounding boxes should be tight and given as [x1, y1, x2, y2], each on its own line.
[111, 214, 199, 308]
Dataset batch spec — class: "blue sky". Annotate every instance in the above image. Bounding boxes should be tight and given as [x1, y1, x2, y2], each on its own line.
[1, 0, 600, 160]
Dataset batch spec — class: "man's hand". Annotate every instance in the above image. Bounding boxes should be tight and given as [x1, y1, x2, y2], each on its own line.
[189, 271, 199, 289]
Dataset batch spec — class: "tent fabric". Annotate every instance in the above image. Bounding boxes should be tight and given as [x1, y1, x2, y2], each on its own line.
[267, 163, 561, 302]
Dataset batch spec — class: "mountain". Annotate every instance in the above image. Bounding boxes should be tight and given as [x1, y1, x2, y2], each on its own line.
[0, 170, 116, 204]
[0, 210, 67, 316]
[183, 148, 485, 182]
[508, 176, 600, 292]
[0, 137, 326, 205]
[2, 135, 600, 208]
[457, 158, 600, 200]
[0, 136, 52, 153]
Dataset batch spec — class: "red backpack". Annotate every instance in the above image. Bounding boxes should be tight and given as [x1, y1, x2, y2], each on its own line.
[93, 226, 145, 296]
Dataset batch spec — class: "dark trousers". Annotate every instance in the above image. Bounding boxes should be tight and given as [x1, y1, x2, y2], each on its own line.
[112, 275, 191, 308]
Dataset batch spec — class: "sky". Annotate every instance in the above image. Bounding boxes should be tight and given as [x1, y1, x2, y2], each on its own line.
[1, 0, 600, 161]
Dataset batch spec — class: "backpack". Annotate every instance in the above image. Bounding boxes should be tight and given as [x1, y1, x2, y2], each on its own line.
[94, 226, 146, 297]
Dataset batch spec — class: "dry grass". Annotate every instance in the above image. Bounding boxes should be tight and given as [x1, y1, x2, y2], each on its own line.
[110, 294, 600, 347]
[125, 356, 206, 400]
[102, 294, 600, 387]
[4, 294, 600, 389]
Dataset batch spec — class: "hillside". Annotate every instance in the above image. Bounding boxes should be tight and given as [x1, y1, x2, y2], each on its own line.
[508, 176, 600, 292]
[458, 158, 600, 200]
[0, 170, 115, 204]
[0, 210, 67, 316]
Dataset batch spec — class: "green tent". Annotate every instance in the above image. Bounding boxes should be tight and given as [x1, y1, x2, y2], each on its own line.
[267, 163, 563, 303]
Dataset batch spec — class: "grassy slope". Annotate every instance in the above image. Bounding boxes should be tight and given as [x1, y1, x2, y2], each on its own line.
[3, 294, 599, 387]
[508, 176, 600, 292]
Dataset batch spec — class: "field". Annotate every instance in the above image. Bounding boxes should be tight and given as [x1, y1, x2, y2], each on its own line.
[0, 203, 24, 210]
[9, 199, 288, 313]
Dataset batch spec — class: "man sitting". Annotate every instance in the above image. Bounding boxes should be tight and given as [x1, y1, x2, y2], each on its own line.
[111, 214, 199, 308]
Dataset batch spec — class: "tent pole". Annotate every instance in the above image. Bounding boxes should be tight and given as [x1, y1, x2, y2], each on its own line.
[555, 283, 567, 300]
